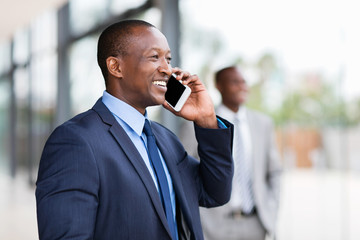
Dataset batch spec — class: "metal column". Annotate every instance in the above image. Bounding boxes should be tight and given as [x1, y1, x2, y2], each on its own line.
[56, 3, 72, 126]
[157, 0, 181, 134]
[9, 41, 16, 178]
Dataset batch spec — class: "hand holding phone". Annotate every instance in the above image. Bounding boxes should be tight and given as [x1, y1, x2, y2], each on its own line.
[165, 74, 191, 112]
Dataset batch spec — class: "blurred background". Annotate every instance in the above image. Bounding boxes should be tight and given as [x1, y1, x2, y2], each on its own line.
[0, 0, 359, 239]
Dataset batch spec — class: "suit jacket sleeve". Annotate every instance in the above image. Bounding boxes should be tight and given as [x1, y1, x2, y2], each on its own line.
[194, 116, 234, 207]
[36, 124, 99, 239]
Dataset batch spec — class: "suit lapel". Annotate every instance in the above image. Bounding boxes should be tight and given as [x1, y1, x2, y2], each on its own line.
[153, 125, 195, 236]
[92, 99, 172, 237]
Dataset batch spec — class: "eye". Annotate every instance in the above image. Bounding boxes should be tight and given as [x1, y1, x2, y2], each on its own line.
[166, 57, 172, 63]
[151, 54, 159, 59]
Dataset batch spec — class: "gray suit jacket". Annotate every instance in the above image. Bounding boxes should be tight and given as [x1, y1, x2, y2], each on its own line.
[246, 108, 282, 234]
[179, 106, 282, 237]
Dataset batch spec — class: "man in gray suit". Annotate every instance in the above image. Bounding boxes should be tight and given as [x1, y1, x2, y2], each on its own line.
[180, 66, 282, 240]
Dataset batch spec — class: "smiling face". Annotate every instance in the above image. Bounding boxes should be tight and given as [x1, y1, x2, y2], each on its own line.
[107, 25, 172, 114]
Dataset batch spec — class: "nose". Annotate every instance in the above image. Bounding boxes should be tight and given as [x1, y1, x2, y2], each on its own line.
[158, 59, 172, 76]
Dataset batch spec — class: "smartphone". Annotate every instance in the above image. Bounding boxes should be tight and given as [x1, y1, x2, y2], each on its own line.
[165, 74, 191, 112]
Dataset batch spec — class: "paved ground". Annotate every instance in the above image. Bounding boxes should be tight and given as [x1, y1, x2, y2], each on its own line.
[277, 169, 360, 240]
[0, 171, 37, 240]
[1, 169, 360, 240]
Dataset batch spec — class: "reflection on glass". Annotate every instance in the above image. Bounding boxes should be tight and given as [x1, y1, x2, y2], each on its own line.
[69, 35, 105, 115]
[69, 0, 107, 35]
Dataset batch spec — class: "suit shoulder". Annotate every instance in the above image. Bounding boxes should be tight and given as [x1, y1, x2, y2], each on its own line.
[65, 109, 101, 126]
[49, 109, 101, 140]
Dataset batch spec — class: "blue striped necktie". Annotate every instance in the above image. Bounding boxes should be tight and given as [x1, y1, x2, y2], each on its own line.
[143, 119, 177, 239]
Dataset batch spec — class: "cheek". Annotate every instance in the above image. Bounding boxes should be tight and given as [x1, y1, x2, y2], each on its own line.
[233, 89, 247, 101]
[228, 86, 242, 95]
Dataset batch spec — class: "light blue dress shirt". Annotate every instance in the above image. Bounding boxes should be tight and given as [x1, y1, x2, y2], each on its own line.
[102, 91, 178, 239]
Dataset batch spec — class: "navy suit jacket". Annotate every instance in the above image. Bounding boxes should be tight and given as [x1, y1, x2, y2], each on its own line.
[36, 98, 233, 240]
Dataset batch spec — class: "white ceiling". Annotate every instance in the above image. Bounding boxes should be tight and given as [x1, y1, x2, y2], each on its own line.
[0, 0, 68, 43]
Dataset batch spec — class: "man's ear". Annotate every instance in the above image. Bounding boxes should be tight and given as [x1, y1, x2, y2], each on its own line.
[106, 56, 123, 78]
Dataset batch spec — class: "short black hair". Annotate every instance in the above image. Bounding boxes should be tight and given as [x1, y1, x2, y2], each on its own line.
[215, 66, 237, 84]
[97, 19, 155, 83]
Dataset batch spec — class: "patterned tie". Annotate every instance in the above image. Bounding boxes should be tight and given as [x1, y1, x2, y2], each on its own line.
[233, 116, 255, 214]
[143, 119, 177, 239]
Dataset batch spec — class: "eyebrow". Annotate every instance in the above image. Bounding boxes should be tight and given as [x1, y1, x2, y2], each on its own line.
[147, 47, 171, 54]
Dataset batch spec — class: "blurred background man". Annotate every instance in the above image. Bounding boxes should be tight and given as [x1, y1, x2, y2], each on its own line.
[180, 66, 282, 240]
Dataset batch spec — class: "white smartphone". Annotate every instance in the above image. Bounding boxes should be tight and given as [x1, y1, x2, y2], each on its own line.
[165, 74, 191, 112]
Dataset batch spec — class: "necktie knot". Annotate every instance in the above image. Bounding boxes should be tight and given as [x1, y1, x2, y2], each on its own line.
[143, 119, 154, 137]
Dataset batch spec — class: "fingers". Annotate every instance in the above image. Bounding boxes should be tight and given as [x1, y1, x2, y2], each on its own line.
[172, 67, 189, 81]
[171, 67, 183, 78]
[172, 67, 199, 85]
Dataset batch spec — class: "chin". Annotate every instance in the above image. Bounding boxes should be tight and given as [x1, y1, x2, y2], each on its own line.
[151, 96, 166, 106]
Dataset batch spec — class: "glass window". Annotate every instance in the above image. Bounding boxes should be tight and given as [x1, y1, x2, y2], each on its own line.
[110, 0, 147, 15]
[13, 28, 30, 65]
[30, 53, 57, 179]
[0, 78, 10, 170]
[69, 0, 107, 35]
[69, 35, 105, 115]
[31, 10, 57, 54]
[31, 55, 57, 115]
[31, 11, 58, 116]
[137, 7, 161, 28]
[28, 10, 58, 181]
[14, 66, 30, 168]
[0, 41, 11, 75]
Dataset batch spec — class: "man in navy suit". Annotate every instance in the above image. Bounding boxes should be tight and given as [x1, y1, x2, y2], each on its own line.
[36, 20, 234, 240]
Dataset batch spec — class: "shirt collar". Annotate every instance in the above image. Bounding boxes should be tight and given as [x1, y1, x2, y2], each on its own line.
[236, 105, 247, 121]
[102, 90, 147, 136]
[217, 103, 247, 123]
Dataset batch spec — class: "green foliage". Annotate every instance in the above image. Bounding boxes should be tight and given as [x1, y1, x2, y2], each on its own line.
[254, 82, 359, 127]
[246, 81, 267, 113]
[245, 53, 360, 128]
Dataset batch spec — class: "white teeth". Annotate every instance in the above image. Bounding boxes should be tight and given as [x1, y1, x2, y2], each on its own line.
[153, 81, 166, 87]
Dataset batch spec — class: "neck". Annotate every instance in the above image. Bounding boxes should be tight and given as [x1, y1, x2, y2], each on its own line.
[106, 89, 147, 115]
[222, 102, 241, 113]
